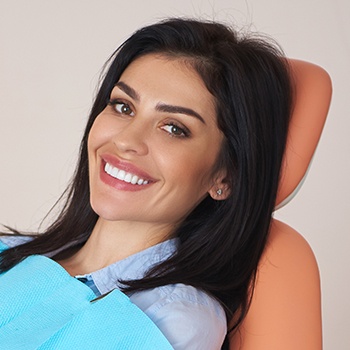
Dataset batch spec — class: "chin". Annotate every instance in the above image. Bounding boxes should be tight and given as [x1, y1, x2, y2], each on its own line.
[90, 198, 118, 221]
[90, 199, 139, 222]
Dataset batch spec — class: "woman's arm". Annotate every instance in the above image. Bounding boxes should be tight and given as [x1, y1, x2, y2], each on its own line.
[276, 59, 332, 206]
[229, 219, 322, 349]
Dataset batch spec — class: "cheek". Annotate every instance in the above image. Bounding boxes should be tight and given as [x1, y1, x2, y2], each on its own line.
[183, 144, 223, 191]
[87, 115, 110, 153]
[158, 147, 219, 191]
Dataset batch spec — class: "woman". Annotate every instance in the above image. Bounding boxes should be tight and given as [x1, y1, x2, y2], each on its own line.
[0, 18, 330, 349]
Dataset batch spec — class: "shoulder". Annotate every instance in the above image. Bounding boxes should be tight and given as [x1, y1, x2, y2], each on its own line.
[229, 219, 322, 350]
[130, 283, 227, 350]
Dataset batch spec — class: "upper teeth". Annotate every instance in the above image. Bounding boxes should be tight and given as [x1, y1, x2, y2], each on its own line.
[104, 162, 149, 185]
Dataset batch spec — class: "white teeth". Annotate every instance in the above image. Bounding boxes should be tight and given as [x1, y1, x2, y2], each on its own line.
[104, 162, 149, 185]
[124, 173, 132, 183]
[111, 167, 118, 178]
[131, 175, 138, 184]
[116, 170, 126, 181]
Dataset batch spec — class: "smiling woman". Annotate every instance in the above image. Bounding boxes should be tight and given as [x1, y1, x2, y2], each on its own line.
[87, 55, 224, 228]
[0, 18, 329, 350]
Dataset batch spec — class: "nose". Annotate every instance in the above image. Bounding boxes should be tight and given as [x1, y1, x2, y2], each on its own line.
[113, 118, 149, 156]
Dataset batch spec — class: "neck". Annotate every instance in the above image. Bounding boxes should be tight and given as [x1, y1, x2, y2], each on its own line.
[58, 218, 175, 276]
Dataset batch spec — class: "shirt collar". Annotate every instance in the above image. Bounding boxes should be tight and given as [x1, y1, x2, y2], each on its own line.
[89, 238, 178, 295]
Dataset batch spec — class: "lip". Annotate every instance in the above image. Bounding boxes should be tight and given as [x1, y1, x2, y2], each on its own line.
[99, 153, 156, 191]
[101, 154, 155, 181]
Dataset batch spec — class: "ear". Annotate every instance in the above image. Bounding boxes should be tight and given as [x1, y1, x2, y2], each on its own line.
[208, 173, 231, 201]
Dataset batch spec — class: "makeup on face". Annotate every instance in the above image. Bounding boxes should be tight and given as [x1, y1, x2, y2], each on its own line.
[87, 54, 224, 225]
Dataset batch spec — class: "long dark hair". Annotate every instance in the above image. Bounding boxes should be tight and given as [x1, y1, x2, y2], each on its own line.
[0, 18, 292, 338]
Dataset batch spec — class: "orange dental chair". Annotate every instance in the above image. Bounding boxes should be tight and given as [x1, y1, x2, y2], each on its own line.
[229, 59, 332, 350]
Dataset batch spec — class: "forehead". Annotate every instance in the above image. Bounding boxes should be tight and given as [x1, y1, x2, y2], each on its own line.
[117, 54, 218, 125]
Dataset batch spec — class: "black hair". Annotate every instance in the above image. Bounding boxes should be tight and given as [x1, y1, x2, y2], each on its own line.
[0, 18, 292, 345]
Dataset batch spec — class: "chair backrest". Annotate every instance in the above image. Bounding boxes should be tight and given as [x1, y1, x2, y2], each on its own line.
[229, 59, 331, 350]
[275, 59, 332, 209]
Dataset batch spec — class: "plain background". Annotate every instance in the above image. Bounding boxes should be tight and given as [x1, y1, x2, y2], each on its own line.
[0, 0, 348, 348]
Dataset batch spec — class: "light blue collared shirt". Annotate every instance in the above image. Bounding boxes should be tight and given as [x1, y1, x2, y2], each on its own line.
[1, 236, 226, 349]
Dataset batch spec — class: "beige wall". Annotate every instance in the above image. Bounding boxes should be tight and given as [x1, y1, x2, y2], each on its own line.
[0, 1, 348, 348]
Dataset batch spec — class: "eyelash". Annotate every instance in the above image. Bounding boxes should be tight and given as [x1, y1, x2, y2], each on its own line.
[160, 123, 190, 138]
[108, 99, 134, 116]
[107, 99, 191, 138]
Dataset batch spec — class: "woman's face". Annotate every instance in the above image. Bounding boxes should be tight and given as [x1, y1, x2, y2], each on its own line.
[88, 54, 225, 227]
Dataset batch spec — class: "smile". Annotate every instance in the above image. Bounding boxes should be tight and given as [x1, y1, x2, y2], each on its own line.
[104, 162, 149, 185]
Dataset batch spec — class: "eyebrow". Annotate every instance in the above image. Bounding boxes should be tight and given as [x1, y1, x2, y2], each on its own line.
[155, 104, 206, 124]
[114, 81, 140, 101]
[114, 81, 206, 124]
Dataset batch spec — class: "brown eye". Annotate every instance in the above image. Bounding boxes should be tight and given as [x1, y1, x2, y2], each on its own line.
[161, 123, 189, 137]
[169, 125, 183, 136]
[108, 100, 135, 116]
[115, 102, 134, 115]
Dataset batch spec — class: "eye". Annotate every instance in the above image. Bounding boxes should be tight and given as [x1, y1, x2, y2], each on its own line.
[161, 123, 190, 138]
[108, 99, 135, 116]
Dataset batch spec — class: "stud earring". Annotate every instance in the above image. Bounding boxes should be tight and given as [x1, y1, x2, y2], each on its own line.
[216, 189, 223, 196]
